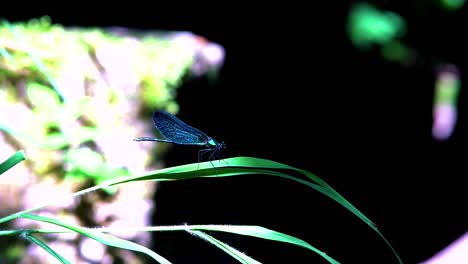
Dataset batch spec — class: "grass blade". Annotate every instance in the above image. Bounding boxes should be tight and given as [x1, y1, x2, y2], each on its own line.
[20, 213, 172, 264]
[0, 224, 339, 263]
[186, 229, 261, 264]
[0, 150, 27, 176]
[21, 232, 71, 264]
[105, 156, 401, 263]
[0, 156, 400, 263]
[185, 225, 338, 264]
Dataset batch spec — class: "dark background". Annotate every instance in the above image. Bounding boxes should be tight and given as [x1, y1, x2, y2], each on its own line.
[4, 2, 468, 263]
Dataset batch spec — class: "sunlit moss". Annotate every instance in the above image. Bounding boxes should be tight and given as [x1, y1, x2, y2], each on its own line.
[0, 16, 195, 111]
[0, 16, 206, 189]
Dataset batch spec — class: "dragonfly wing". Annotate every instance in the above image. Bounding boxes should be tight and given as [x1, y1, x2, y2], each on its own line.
[153, 110, 210, 145]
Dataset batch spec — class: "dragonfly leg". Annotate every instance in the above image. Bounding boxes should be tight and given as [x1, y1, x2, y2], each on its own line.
[198, 148, 213, 168]
[216, 148, 229, 166]
[197, 149, 202, 170]
[209, 150, 219, 167]
[209, 147, 228, 166]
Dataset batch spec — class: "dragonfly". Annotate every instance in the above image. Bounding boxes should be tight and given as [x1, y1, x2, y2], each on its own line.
[134, 110, 227, 166]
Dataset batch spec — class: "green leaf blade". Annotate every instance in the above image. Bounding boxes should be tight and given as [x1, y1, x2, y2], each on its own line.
[0, 150, 27, 176]
[22, 232, 71, 264]
[186, 225, 339, 264]
[21, 213, 172, 264]
[187, 229, 262, 264]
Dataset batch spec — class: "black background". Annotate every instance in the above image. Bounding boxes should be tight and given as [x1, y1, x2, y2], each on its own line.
[4, 2, 468, 263]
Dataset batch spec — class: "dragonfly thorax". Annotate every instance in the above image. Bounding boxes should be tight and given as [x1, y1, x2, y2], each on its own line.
[207, 138, 217, 147]
[207, 138, 226, 149]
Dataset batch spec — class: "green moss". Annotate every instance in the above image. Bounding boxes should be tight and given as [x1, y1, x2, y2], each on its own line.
[0, 16, 199, 183]
[1, 16, 194, 110]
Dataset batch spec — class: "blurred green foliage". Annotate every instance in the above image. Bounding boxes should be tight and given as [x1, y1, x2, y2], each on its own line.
[0, 16, 197, 187]
[347, 2, 406, 50]
[346, 2, 419, 65]
[439, 0, 466, 10]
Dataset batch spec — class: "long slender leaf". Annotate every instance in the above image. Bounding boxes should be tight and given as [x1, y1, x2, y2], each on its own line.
[186, 225, 339, 264]
[186, 229, 262, 264]
[21, 232, 71, 264]
[105, 156, 401, 263]
[20, 213, 172, 264]
[0, 150, 27, 176]
[1, 224, 340, 264]
[0, 156, 401, 263]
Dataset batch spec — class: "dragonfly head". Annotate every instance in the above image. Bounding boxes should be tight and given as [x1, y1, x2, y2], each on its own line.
[218, 141, 226, 149]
